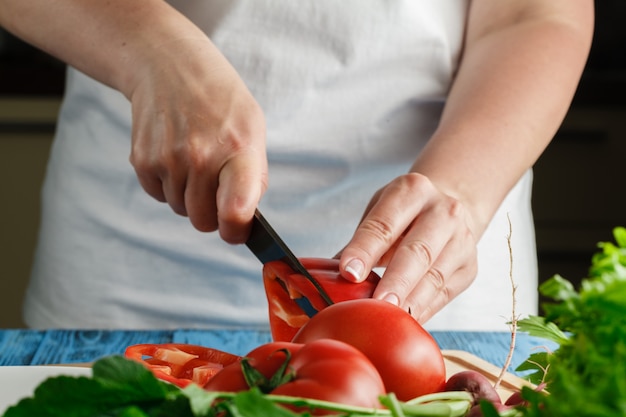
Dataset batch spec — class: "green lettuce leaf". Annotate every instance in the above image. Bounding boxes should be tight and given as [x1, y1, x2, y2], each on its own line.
[516, 227, 626, 417]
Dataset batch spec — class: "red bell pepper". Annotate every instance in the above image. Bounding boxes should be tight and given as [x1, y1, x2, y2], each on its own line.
[124, 343, 241, 388]
[263, 258, 380, 341]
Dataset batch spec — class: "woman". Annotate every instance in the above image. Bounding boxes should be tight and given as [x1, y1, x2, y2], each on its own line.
[0, 0, 593, 330]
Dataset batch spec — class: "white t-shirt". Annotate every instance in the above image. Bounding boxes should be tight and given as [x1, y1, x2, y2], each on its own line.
[24, 0, 537, 331]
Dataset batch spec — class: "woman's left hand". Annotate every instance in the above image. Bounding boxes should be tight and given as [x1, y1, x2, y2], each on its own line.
[338, 0, 594, 323]
[338, 172, 478, 324]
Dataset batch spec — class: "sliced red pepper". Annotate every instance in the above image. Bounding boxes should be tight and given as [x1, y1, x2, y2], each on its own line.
[124, 343, 241, 388]
[263, 258, 380, 341]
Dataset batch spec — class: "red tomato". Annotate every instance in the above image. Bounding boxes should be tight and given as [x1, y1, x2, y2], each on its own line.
[124, 343, 240, 388]
[264, 258, 380, 341]
[292, 298, 446, 401]
[204, 339, 386, 412]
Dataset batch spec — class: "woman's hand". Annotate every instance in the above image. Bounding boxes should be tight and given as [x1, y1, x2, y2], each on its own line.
[339, 0, 593, 324]
[127, 36, 267, 243]
[0, 0, 268, 243]
[338, 173, 478, 323]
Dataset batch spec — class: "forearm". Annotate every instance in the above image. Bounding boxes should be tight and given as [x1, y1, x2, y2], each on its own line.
[412, 0, 594, 236]
[0, 0, 217, 97]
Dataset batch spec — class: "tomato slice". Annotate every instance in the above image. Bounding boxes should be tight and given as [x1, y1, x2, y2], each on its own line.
[124, 343, 241, 388]
[263, 258, 380, 341]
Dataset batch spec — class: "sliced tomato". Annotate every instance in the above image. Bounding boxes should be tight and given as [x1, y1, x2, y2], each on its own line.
[264, 258, 380, 341]
[124, 343, 241, 388]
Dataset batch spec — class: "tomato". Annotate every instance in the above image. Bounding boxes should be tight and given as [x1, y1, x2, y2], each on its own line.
[264, 258, 380, 341]
[124, 343, 240, 388]
[292, 298, 446, 401]
[204, 339, 386, 413]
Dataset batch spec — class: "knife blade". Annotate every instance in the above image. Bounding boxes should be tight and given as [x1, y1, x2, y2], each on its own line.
[245, 208, 334, 317]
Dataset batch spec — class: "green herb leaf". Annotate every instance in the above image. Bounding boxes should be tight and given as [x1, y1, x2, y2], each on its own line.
[92, 355, 182, 400]
[517, 226, 626, 417]
[181, 384, 214, 416]
[232, 388, 301, 417]
[514, 351, 549, 386]
[3, 356, 193, 417]
[517, 315, 568, 345]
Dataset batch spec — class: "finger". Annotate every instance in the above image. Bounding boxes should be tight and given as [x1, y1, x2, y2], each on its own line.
[185, 161, 219, 233]
[130, 110, 189, 214]
[216, 151, 268, 243]
[159, 165, 190, 216]
[131, 147, 189, 216]
[134, 171, 166, 203]
[129, 129, 168, 204]
[407, 265, 451, 320]
[334, 239, 400, 264]
[339, 174, 432, 283]
[371, 208, 458, 306]
[405, 238, 477, 324]
[413, 263, 477, 324]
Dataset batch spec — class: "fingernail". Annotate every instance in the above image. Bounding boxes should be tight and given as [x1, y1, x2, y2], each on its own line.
[345, 259, 365, 283]
[382, 292, 400, 307]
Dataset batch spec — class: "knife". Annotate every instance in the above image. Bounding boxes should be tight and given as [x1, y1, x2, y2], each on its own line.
[245, 208, 334, 317]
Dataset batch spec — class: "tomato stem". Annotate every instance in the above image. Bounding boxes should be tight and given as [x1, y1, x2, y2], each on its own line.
[240, 348, 295, 393]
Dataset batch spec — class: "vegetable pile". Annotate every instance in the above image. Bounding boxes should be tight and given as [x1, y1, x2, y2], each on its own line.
[2, 300, 469, 416]
[5, 227, 626, 416]
[2, 354, 473, 417]
[2, 261, 464, 417]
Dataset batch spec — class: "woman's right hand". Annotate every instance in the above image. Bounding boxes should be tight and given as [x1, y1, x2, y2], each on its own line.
[126, 35, 268, 243]
[0, 1, 268, 243]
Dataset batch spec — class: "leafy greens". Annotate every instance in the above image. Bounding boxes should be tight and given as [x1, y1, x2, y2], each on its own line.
[517, 226, 626, 417]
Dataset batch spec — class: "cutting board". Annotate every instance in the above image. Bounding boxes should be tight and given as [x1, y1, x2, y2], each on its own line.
[443, 350, 531, 402]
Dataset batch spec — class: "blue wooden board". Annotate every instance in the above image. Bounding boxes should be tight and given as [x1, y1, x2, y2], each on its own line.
[0, 329, 556, 376]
